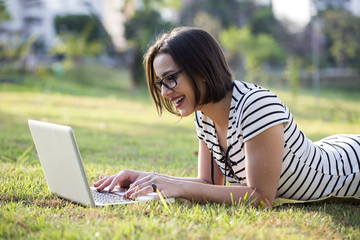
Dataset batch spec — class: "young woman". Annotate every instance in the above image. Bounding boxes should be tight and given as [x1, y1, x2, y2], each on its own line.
[94, 27, 360, 207]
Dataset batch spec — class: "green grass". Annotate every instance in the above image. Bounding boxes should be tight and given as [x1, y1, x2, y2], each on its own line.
[1, 64, 360, 239]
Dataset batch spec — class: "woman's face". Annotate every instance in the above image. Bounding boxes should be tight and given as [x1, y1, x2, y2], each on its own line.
[153, 53, 198, 117]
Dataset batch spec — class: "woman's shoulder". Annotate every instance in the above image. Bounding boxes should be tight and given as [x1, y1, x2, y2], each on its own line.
[233, 80, 263, 94]
[194, 111, 212, 128]
[232, 81, 289, 141]
[232, 80, 283, 107]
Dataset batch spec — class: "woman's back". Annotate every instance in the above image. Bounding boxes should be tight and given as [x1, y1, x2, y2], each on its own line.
[195, 80, 360, 202]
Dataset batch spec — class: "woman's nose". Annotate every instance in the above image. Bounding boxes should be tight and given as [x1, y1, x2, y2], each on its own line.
[161, 85, 172, 98]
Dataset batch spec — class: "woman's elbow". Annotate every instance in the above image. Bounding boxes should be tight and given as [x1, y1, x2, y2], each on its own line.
[250, 190, 276, 208]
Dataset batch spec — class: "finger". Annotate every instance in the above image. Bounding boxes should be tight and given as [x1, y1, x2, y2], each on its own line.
[96, 176, 116, 191]
[125, 180, 153, 198]
[126, 180, 147, 197]
[93, 176, 109, 187]
[124, 183, 142, 198]
[108, 170, 137, 192]
[108, 173, 127, 192]
[128, 185, 154, 199]
[127, 172, 156, 192]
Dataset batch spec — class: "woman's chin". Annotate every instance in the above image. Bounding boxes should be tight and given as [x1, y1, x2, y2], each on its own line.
[178, 109, 193, 117]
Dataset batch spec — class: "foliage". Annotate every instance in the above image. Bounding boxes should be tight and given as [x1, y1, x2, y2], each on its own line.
[192, 11, 222, 38]
[181, 0, 258, 39]
[181, 1, 283, 43]
[124, 0, 176, 87]
[321, 10, 360, 68]
[181, 0, 255, 28]
[50, 23, 103, 71]
[0, 35, 39, 76]
[312, 0, 351, 10]
[54, 14, 103, 42]
[249, 6, 278, 36]
[220, 26, 285, 83]
[125, 10, 168, 53]
[284, 57, 302, 100]
[0, 2, 10, 22]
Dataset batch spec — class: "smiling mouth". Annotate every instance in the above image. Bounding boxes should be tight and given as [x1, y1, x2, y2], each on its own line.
[174, 96, 184, 105]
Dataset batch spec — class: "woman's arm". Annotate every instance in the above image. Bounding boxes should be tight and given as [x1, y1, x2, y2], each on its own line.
[94, 140, 221, 191]
[177, 124, 284, 206]
[245, 123, 284, 206]
[197, 140, 225, 185]
[124, 124, 284, 207]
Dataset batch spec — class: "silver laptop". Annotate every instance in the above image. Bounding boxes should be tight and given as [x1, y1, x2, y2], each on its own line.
[28, 120, 164, 207]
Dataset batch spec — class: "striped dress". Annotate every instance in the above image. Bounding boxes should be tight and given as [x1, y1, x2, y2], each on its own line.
[195, 80, 360, 201]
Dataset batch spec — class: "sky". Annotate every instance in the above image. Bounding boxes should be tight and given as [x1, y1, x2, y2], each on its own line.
[272, 0, 314, 31]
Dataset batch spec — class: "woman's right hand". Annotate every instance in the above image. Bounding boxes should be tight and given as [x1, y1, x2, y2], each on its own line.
[93, 169, 149, 192]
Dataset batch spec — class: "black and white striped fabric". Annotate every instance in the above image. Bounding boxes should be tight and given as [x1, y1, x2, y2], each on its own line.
[194, 80, 360, 201]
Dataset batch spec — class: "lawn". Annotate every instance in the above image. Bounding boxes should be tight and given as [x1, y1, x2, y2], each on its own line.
[1, 64, 360, 239]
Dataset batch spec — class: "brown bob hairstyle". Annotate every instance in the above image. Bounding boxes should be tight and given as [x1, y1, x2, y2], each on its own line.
[144, 27, 233, 116]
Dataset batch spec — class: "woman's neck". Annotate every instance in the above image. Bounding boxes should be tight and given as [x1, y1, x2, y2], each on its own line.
[199, 90, 232, 130]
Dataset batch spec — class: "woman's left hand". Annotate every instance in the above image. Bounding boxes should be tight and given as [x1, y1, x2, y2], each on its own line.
[124, 172, 181, 200]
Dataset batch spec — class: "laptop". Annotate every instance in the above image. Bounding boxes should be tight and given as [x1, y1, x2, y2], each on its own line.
[28, 120, 169, 207]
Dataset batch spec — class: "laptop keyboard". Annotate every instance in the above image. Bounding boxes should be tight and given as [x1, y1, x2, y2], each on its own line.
[91, 189, 131, 205]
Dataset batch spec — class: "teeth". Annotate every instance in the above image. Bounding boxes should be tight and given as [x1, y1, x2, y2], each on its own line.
[174, 97, 184, 104]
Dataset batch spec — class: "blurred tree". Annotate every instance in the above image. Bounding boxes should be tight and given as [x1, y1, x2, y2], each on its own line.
[55, 13, 115, 57]
[184, 2, 289, 69]
[0, 4, 43, 77]
[201, 0, 255, 28]
[50, 23, 103, 77]
[0, 2, 11, 75]
[123, 0, 178, 87]
[284, 57, 302, 101]
[54, 15, 102, 42]
[312, 0, 351, 11]
[0, 3, 10, 22]
[181, 0, 255, 32]
[321, 10, 360, 68]
[192, 11, 222, 38]
[0, 35, 39, 77]
[220, 26, 284, 84]
[249, 6, 277, 36]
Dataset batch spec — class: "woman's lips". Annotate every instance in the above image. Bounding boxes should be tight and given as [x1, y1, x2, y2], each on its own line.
[171, 96, 185, 108]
